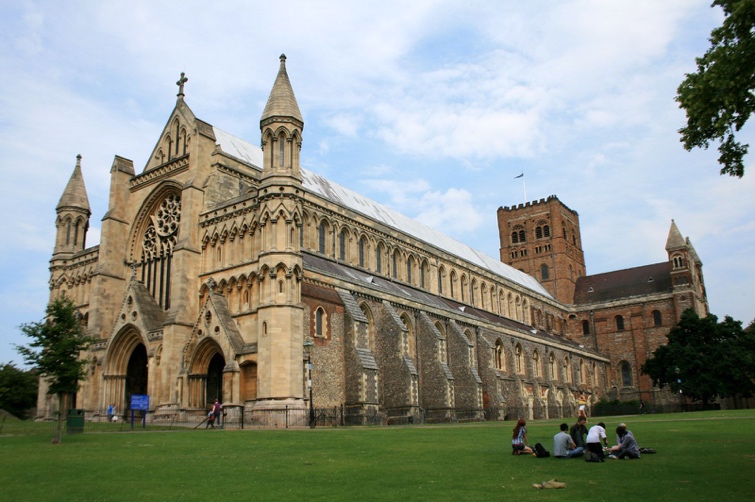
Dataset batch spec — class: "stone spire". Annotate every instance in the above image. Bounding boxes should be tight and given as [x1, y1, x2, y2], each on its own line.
[56, 154, 91, 214]
[665, 219, 685, 252]
[261, 54, 303, 126]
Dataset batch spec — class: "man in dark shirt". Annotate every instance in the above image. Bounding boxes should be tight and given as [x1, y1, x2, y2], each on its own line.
[570, 416, 588, 449]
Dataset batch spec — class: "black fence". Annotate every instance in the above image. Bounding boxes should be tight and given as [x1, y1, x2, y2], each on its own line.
[0, 401, 720, 436]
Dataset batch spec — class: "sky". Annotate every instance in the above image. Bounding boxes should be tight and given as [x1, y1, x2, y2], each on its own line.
[1, 0, 754, 366]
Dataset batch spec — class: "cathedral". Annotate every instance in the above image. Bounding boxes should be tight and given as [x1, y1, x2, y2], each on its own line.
[41, 55, 708, 424]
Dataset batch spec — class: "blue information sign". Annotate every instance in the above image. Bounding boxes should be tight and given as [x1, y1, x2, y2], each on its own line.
[131, 394, 150, 411]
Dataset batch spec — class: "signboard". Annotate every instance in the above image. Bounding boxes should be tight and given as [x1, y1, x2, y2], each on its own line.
[130, 394, 150, 411]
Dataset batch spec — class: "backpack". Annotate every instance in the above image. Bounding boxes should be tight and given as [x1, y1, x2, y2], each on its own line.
[534, 443, 550, 458]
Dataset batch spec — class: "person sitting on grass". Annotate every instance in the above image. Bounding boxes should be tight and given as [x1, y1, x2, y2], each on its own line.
[570, 416, 588, 449]
[512, 418, 534, 455]
[554, 423, 584, 458]
[608, 424, 641, 459]
[585, 421, 608, 461]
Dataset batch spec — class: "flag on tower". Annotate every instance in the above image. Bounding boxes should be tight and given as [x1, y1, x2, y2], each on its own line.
[514, 173, 524, 179]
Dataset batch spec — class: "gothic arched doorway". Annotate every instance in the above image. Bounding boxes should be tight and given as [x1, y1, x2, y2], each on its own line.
[206, 353, 225, 404]
[188, 339, 226, 408]
[125, 343, 148, 411]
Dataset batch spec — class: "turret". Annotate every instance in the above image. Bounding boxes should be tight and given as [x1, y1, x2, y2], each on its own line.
[260, 54, 303, 182]
[53, 155, 91, 257]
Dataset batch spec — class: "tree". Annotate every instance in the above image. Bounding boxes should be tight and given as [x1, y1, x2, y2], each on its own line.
[641, 309, 755, 406]
[16, 298, 94, 443]
[676, 0, 755, 177]
[0, 362, 38, 419]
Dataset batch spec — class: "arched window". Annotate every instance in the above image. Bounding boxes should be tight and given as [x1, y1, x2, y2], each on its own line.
[358, 236, 366, 267]
[515, 344, 523, 374]
[420, 261, 426, 289]
[339, 229, 347, 261]
[392, 249, 399, 279]
[140, 192, 180, 310]
[437, 268, 444, 295]
[495, 340, 504, 370]
[376, 243, 383, 273]
[543, 225, 550, 237]
[511, 231, 519, 244]
[533, 350, 540, 377]
[579, 359, 585, 383]
[315, 307, 325, 338]
[582, 320, 590, 336]
[406, 256, 413, 284]
[652, 310, 662, 326]
[620, 362, 633, 387]
[540, 264, 549, 280]
[549, 353, 556, 380]
[615, 315, 625, 331]
[318, 221, 326, 254]
[565, 357, 572, 383]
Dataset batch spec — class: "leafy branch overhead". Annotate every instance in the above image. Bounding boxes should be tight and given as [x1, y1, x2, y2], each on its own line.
[676, 0, 755, 177]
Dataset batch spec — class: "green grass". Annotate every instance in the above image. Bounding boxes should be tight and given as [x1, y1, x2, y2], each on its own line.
[2, 410, 754, 501]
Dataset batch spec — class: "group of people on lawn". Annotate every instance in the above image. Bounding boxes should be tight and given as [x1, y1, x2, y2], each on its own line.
[511, 393, 641, 460]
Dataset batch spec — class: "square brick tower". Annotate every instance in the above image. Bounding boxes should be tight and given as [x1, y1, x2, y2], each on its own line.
[497, 195, 585, 304]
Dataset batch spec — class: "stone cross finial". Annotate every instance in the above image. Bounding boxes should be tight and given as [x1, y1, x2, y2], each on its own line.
[176, 72, 188, 97]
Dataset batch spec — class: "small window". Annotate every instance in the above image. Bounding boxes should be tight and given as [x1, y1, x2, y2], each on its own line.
[358, 237, 366, 267]
[621, 362, 633, 387]
[616, 315, 625, 331]
[315, 308, 325, 338]
[540, 264, 549, 280]
[515, 344, 523, 374]
[582, 320, 590, 336]
[495, 340, 504, 370]
[339, 230, 347, 261]
[318, 222, 326, 253]
[511, 231, 519, 244]
[543, 225, 550, 237]
[652, 310, 662, 326]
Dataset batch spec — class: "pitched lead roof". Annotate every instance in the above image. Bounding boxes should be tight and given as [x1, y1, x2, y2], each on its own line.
[212, 125, 552, 299]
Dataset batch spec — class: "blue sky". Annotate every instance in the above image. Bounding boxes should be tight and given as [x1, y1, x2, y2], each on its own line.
[1, 0, 754, 366]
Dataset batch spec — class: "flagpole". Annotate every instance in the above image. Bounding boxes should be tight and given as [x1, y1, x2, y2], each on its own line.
[514, 173, 526, 203]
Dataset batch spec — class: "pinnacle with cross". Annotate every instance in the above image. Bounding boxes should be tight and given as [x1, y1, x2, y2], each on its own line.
[176, 72, 188, 97]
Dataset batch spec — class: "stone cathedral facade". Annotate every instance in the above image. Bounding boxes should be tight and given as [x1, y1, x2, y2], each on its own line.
[41, 56, 708, 423]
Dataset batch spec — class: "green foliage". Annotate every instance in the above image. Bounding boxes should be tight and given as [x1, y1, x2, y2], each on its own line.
[593, 398, 640, 416]
[641, 308, 755, 404]
[16, 297, 94, 397]
[16, 297, 94, 443]
[676, 0, 755, 177]
[0, 363, 38, 419]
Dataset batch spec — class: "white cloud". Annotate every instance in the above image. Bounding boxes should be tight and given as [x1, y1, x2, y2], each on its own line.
[1, 0, 753, 364]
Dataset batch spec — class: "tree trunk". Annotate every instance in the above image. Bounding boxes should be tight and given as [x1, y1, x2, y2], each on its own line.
[53, 392, 64, 444]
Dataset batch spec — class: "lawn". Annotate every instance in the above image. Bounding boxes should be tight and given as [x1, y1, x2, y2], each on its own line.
[2, 410, 754, 501]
